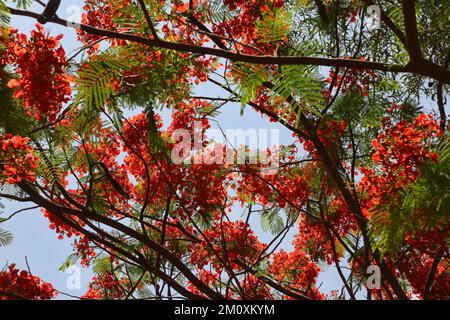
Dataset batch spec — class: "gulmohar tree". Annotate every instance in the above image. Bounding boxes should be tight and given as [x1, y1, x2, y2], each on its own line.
[0, 0, 448, 300]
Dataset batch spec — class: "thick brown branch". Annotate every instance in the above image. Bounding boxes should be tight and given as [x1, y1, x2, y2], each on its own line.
[137, 0, 159, 40]
[423, 248, 445, 299]
[8, 7, 450, 84]
[402, 0, 422, 62]
[437, 46, 450, 131]
[313, 0, 329, 24]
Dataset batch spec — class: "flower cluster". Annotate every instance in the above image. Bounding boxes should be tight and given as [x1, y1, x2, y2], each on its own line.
[360, 114, 441, 212]
[326, 59, 377, 97]
[5, 25, 71, 122]
[82, 272, 131, 300]
[78, 0, 132, 52]
[187, 270, 224, 298]
[269, 249, 322, 299]
[396, 229, 449, 299]
[187, 271, 273, 300]
[236, 165, 311, 209]
[300, 119, 347, 156]
[191, 221, 264, 272]
[0, 264, 57, 300]
[239, 274, 272, 300]
[0, 134, 38, 184]
[214, 0, 286, 55]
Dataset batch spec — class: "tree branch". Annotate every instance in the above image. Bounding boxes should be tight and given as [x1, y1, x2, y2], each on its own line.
[8, 7, 450, 84]
[402, 0, 423, 62]
[17, 181, 224, 300]
[137, 0, 159, 40]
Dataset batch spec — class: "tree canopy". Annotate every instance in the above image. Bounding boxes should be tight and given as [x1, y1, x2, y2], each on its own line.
[0, 0, 448, 300]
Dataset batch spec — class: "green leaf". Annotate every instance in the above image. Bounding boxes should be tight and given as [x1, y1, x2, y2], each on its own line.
[0, 1, 10, 27]
[0, 227, 13, 247]
[202, 0, 233, 24]
[12, 0, 32, 9]
[260, 207, 284, 235]
[270, 65, 325, 125]
[92, 254, 112, 274]
[40, 154, 65, 187]
[59, 253, 80, 271]
[233, 63, 268, 107]
[73, 48, 137, 130]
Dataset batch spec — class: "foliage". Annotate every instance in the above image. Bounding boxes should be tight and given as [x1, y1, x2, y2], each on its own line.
[0, 0, 448, 301]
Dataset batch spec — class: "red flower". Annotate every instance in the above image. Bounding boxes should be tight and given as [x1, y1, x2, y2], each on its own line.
[360, 113, 442, 214]
[0, 264, 57, 300]
[0, 134, 38, 184]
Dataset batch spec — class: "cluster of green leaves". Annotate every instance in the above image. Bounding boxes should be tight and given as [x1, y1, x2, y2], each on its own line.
[400, 139, 450, 231]
[413, 0, 450, 65]
[0, 71, 37, 137]
[256, 7, 292, 43]
[72, 47, 136, 127]
[260, 206, 285, 236]
[0, 1, 9, 27]
[1, 0, 33, 26]
[233, 62, 324, 127]
[331, 91, 385, 162]
[197, 0, 233, 24]
[0, 201, 13, 247]
[271, 64, 325, 123]
[232, 8, 325, 124]
[232, 63, 268, 107]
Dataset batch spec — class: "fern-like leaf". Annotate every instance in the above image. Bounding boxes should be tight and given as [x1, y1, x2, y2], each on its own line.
[0, 227, 13, 247]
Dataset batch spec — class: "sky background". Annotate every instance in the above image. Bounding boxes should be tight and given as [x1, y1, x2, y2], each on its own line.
[5, 0, 445, 299]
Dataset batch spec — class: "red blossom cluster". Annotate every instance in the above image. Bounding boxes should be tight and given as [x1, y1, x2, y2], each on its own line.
[78, 0, 132, 52]
[326, 60, 377, 97]
[236, 165, 311, 209]
[187, 271, 273, 300]
[360, 113, 441, 212]
[354, 113, 449, 298]
[396, 229, 449, 299]
[302, 119, 347, 153]
[294, 196, 357, 265]
[80, 0, 217, 89]
[122, 105, 232, 221]
[82, 271, 131, 299]
[269, 249, 323, 299]
[213, 0, 286, 55]
[0, 134, 38, 184]
[187, 269, 224, 298]
[223, 0, 283, 11]
[296, 216, 336, 264]
[4, 25, 71, 122]
[191, 220, 264, 271]
[0, 264, 57, 300]
[238, 274, 272, 300]
[250, 87, 300, 125]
